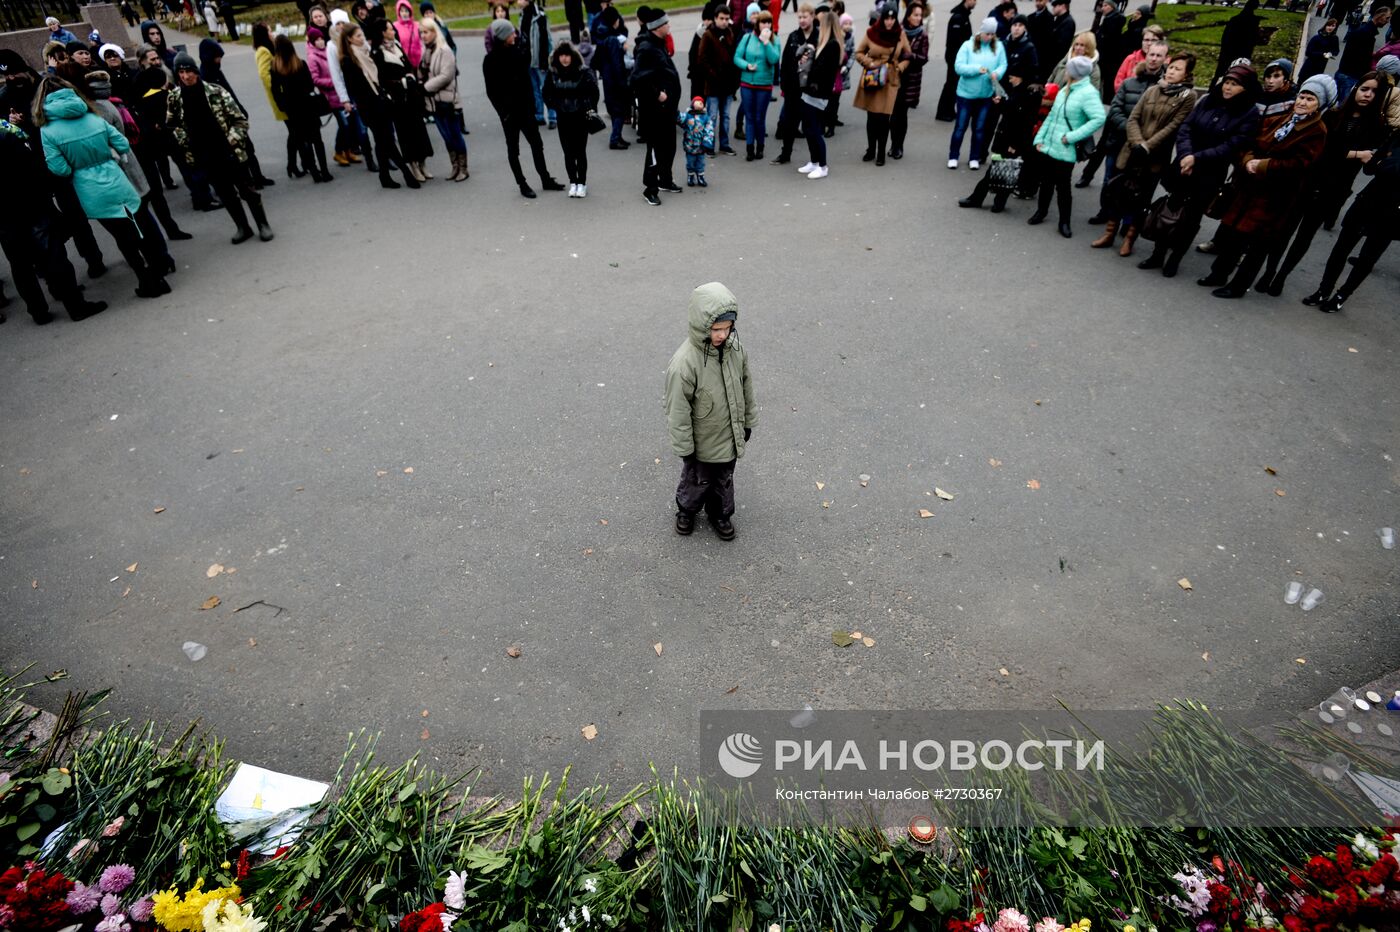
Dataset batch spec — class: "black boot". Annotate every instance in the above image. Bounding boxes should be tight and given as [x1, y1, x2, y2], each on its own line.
[675, 510, 695, 535]
[875, 138, 886, 166]
[958, 195, 984, 208]
[746, 143, 755, 161]
[226, 197, 255, 244]
[1162, 247, 1185, 278]
[380, 166, 401, 189]
[365, 150, 379, 172]
[64, 295, 108, 321]
[1138, 245, 1166, 270]
[248, 199, 274, 242]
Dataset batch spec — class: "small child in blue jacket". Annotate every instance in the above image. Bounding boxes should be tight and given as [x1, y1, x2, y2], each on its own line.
[679, 96, 716, 187]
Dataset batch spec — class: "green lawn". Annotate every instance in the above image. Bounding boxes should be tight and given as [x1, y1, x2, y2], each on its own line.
[1152, 3, 1307, 83]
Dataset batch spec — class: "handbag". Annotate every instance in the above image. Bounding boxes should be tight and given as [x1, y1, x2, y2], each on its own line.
[986, 156, 1023, 193]
[308, 90, 331, 117]
[1140, 193, 1187, 243]
[1205, 180, 1235, 220]
[861, 59, 889, 89]
[1073, 135, 1095, 161]
[584, 109, 607, 134]
[1102, 169, 1153, 215]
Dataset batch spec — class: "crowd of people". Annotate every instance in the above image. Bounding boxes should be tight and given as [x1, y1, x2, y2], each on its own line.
[0, 0, 1396, 326]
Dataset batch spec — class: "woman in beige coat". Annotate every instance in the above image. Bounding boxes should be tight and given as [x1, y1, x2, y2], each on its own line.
[853, 1, 911, 165]
[420, 19, 468, 180]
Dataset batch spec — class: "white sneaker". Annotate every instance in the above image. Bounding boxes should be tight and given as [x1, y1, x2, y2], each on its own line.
[797, 161, 817, 173]
[969, 159, 980, 171]
[947, 158, 958, 169]
[577, 184, 587, 198]
[569, 183, 580, 197]
[807, 165, 828, 179]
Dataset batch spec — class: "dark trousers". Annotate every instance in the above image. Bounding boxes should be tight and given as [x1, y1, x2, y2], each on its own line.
[676, 457, 737, 520]
[288, 113, 329, 175]
[1318, 224, 1393, 298]
[565, 0, 584, 42]
[1034, 155, 1074, 222]
[54, 184, 104, 270]
[132, 198, 171, 269]
[935, 62, 958, 120]
[1265, 191, 1346, 285]
[1079, 144, 1107, 182]
[1208, 225, 1270, 287]
[95, 215, 157, 286]
[641, 109, 677, 194]
[0, 215, 82, 320]
[889, 92, 910, 152]
[965, 171, 1012, 210]
[557, 113, 589, 183]
[367, 114, 405, 180]
[501, 113, 553, 185]
[775, 96, 803, 156]
[802, 101, 827, 166]
[865, 111, 891, 157]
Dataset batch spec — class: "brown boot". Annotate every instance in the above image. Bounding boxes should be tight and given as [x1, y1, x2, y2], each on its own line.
[454, 151, 469, 182]
[1119, 224, 1138, 257]
[420, 160, 434, 180]
[1090, 220, 1119, 248]
[456, 150, 469, 180]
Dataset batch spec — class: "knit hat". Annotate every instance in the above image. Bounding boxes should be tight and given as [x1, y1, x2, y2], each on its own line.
[747, 1, 761, 17]
[488, 17, 515, 41]
[173, 50, 199, 72]
[99, 42, 125, 60]
[0, 49, 32, 75]
[1264, 57, 1293, 80]
[840, 12, 853, 25]
[307, 25, 325, 41]
[1223, 62, 1256, 87]
[1050, 0, 1069, 7]
[691, 94, 705, 106]
[978, 15, 999, 32]
[88, 30, 102, 44]
[1377, 54, 1400, 77]
[419, 0, 435, 10]
[714, 310, 738, 323]
[65, 39, 88, 53]
[330, 7, 351, 24]
[639, 5, 669, 27]
[879, 1, 898, 18]
[1010, 13, 1027, 25]
[1136, 3, 1150, 13]
[1065, 55, 1093, 79]
[45, 16, 60, 26]
[1298, 73, 1336, 109]
[84, 70, 112, 98]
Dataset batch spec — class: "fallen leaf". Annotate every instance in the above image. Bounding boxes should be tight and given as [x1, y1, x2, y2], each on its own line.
[226, 567, 236, 574]
[506, 645, 522, 658]
[583, 548, 594, 556]
[232, 448, 244, 454]
[859, 480, 868, 488]
[375, 470, 388, 477]
[1034, 399, 1043, 406]
[403, 467, 414, 474]
[200, 596, 221, 610]
[1264, 466, 1277, 476]
[935, 487, 955, 501]
[815, 481, 826, 490]
[654, 458, 661, 465]
[248, 638, 257, 647]
[832, 631, 855, 648]
[420, 728, 430, 740]
[31, 580, 38, 589]
[1295, 658, 1306, 665]
[822, 500, 832, 508]
[862, 636, 875, 648]
[18, 468, 30, 476]
[599, 519, 609, 525]
[653, 643, 663, 656]
[126, 563, 138, 573]
[1177, 578, 1193, 592]
[421, 709, 430, 718]
[121, 587, 131, 598]
[153, 506, 166, 514]
[1347, 347, 1358, 353]
[1201, 651, 1210, 661]
[917, 508, 935, 518]
[206, 563, 224, 578]
[1026, 479, 1041, 490]
[295, 486, 305, 492]
[998, 667, 1010, 677]
[724, 684, 740, 695]
[851, 630, 863, 640]
[988, 458, 1002, 467]
[581, 724, 598, 741]
[1274, 489, 1286, 497]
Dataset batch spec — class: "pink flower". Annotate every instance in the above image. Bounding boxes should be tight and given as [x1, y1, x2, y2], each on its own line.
[128, 897, 155, 923]
[0, 905, 15, 927]
[67, 881, 103, 913]
[68, 837, 96, 860]
[993, 908, 1031, 932]
[101, 816, 126, 838]
[1035, 920, 1065, 932]
[96, 913, 132, 932]
[99, 864, 135, 895]
[101, 892, 121, 916]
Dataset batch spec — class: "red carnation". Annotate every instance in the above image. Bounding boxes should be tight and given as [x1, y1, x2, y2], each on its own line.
[400, 901, 448, 932]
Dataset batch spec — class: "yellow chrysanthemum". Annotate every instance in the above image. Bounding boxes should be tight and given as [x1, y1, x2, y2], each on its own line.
[1124, 925, 1136, 932]
[150, 879, 243, 932]
[202, 897, 268, 932]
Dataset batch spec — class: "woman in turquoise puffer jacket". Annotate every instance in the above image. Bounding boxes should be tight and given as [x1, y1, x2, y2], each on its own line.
[34, 77, 170, 298]
[1029, 55, 1105, 238]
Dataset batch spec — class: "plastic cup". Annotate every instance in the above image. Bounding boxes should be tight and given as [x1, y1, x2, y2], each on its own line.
[1312, 752, 1350, 783]
[1285, 580, 1305, 605]
[1381, 528, 1396, 550]
[1301, 588, 1325, 611]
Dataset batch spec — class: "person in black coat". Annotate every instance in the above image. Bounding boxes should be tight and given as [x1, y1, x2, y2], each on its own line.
[1091, 0, 1124, 103]
[1301, 126, 1399, 313]
[1026, 0, 1055, 80]
[340, 21, 418, 189]
[0, 95, 107, 323]
[1298, 18, 1339, 82]
[1336, 7, 1391, 101]
[483, 19, 563, 197]
[957, 52, 1043, 211]
[1213, 0, 1260, 83]
[1004, 15, 1039, 78]
[936, 0, 975, 121]
[630, 6, 682, 204]
[772, 5, 820, 160]
[542, 41, 600, 194]
[1046, 0, 1076, 77]
[591, 6, 631, 147]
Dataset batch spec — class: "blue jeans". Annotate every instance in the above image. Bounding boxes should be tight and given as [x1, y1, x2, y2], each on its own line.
[529, 67, 557, 123]
[705, 95, 731, 149]
[433, 102, 467, 154]
[949, 96, 992, 161]
[685, 151, 706, 174]
[740, 86, 771, 147]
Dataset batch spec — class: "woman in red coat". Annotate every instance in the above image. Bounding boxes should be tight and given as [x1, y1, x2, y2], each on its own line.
[1197, 75, 1332, 300]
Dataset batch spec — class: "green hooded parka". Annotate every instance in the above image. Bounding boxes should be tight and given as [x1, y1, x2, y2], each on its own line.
[664, 283, 757, 464]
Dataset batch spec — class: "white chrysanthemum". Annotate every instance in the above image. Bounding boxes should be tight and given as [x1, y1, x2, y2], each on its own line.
[444, 870, 466, 911]
[582, 877, 598, 893]
[1354, 834, 1380, 861]
[581, 905, 591, 923]
[201, 898, 268, 932]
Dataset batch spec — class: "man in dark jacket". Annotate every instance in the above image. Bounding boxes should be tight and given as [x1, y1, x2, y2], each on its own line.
[1046, 0, 1076, 75]
[1212, 0, 1260, 83]
[1091, 0, 1124, 102]
[1336, 5, 1390, 101]
[771, 3, 819, 159]
[697, 4, 739, 153]
[630, 6, 682, 204]
[483, 19, 565, 198]
[1004, 15, 1039, 78]
[1026, 0, 1055, 79]
[936, 0, 976, 120]
[518, 0, 556, 126]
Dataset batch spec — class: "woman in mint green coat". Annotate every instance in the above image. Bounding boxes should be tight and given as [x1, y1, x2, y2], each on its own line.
[34, 77, 170, 298]
[1028, 55, 1105, 238]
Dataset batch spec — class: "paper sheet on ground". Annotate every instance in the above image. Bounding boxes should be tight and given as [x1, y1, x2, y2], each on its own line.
[216, 762, 329, 853]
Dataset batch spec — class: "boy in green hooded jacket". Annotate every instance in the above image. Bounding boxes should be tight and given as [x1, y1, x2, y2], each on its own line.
[664, 282, 758, 540]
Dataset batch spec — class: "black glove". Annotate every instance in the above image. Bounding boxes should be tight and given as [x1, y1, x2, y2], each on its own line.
[744, 427, 752, 442]
[683, 452, 697, 464]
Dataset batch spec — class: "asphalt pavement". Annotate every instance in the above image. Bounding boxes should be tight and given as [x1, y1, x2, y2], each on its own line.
[1, 15, 1398, 792]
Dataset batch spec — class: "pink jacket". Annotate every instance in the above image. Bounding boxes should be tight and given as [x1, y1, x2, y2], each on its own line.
[306, 40, 342, 108]
[393, 0, 424, 69]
